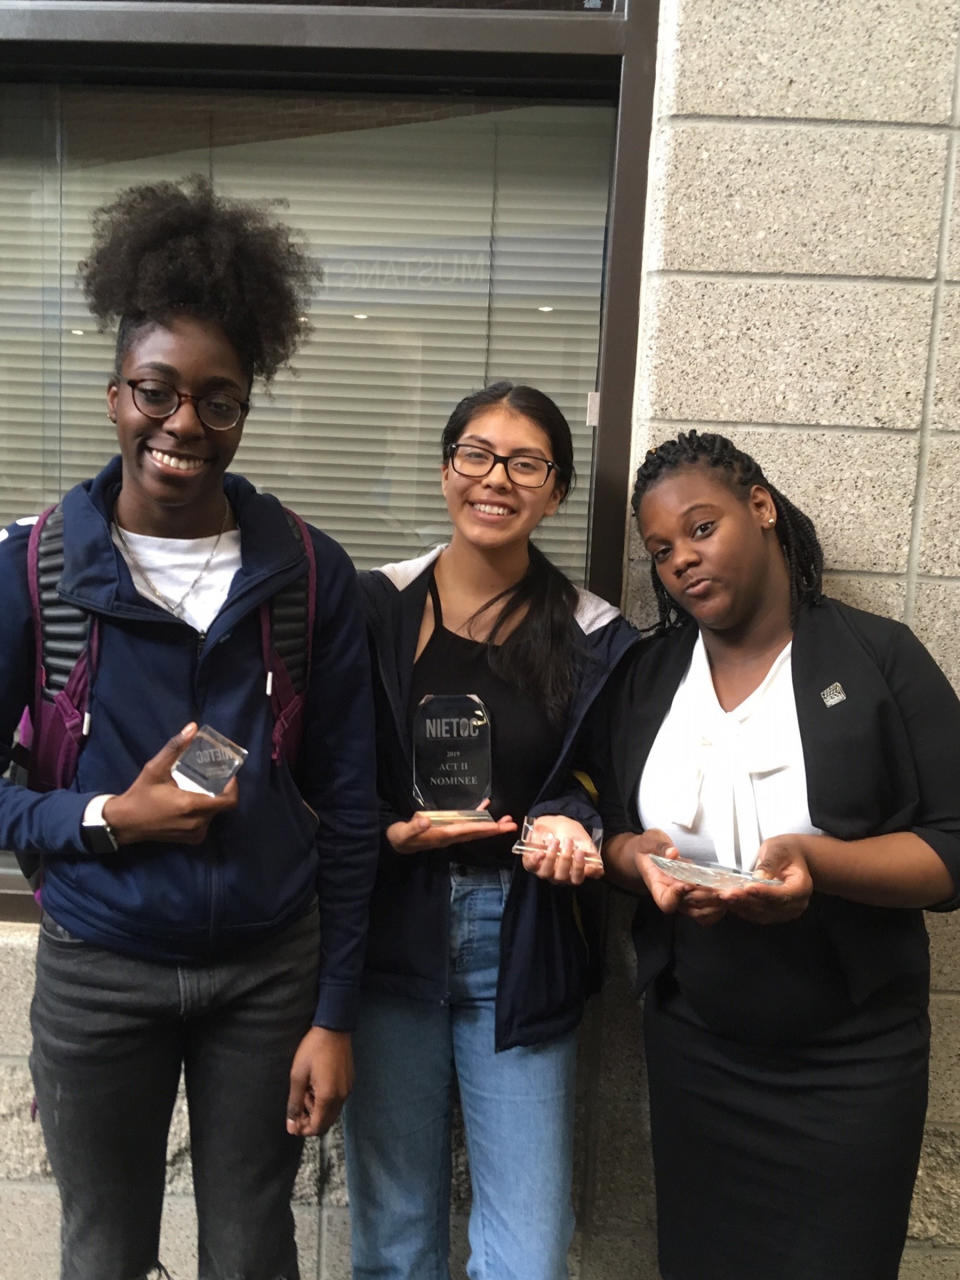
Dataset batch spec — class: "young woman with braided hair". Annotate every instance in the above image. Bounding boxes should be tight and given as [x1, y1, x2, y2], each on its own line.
[636, 429, 824, 628]
[532, 429, 960, 1278]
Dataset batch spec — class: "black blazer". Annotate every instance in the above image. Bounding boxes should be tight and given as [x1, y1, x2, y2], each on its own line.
[591, 597, 960, 1017]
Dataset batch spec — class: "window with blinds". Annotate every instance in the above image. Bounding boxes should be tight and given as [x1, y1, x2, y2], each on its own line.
[88, 1, 617, 8]
[1, 84, 614, 581]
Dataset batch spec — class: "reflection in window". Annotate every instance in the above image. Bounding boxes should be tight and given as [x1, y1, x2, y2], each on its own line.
[0, 86, 615, 580]
[92, 0, 617, 8]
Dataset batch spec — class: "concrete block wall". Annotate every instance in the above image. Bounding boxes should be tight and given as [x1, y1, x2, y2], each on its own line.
[626, 1, 960, 1275]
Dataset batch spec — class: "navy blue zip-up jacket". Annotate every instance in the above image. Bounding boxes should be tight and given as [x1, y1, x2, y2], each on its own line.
[359, 546, 640, 1051]
[0, 458, 379, 1031]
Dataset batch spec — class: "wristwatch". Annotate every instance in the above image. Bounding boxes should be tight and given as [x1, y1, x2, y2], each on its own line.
[81, 794, 119, 855]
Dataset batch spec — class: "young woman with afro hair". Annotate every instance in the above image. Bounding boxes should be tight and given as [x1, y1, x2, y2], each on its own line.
[0, 177, 379, 1280]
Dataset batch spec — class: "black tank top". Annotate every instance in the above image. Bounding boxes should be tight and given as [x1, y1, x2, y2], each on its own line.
[409, 575, 563, 868]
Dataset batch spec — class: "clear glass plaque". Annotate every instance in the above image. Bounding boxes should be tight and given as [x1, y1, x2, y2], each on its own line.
[648, 855, 784, 890]
[412, 694, 495, 824]
[512, 815, 603, 865]
[172, 724, 247, 797]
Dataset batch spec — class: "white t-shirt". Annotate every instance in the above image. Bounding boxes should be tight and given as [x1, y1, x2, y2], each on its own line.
[638, 634, 823, 872]
[112, 526, 242, 634]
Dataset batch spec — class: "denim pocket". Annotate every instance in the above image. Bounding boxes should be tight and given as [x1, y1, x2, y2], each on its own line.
[39, 913, 86, 945]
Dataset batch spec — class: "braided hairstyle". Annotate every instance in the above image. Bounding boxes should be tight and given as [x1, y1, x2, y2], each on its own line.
[441, 381, 581, 729]
[632, 430, 823, 631]
[79, 176, 318, 385]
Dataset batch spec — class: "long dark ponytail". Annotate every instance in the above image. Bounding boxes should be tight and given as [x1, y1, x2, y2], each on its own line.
[441, 382, 581, 727]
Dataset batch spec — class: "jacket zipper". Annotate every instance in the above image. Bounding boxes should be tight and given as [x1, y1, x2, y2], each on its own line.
[193, 625, 220, 946]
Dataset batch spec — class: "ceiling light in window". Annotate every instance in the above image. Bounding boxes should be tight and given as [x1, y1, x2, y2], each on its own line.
[353, 313, 369, 320]
[537, 306, 555, 313]
[71, 329, 85, 335]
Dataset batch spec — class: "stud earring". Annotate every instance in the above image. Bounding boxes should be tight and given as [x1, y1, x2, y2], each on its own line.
[767, 518, 775, 526]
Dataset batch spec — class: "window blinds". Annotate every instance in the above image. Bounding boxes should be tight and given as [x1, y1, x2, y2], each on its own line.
[0, 86, 614, 580]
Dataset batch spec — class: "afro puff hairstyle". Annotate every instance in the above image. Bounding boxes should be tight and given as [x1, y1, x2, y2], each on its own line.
[78, 175, 319, 384]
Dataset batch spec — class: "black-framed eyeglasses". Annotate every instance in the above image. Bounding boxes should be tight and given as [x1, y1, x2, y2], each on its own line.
[449, 443, 557, 489]
[125, 379, 249, 432]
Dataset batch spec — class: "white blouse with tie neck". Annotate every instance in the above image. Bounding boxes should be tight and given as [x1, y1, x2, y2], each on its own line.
[638, 634, 824, 873]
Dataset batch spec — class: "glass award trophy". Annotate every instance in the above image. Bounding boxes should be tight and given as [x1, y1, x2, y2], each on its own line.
[172, 724, 247, 797]
[648, 855, 784, 889]
[412, 693, 495, 825]
[512, 816, 604, 866]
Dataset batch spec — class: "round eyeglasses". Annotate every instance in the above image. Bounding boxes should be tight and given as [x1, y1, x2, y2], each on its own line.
[125, 379, 249, 432]
[449, 443, 557, 489]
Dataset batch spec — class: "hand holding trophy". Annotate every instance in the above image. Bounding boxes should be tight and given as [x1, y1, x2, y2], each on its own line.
[511, 815, 603, 886]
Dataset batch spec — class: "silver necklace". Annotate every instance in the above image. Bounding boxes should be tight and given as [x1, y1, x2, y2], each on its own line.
[113, 499, 231, 622]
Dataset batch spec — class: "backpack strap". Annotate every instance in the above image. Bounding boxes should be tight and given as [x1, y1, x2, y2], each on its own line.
[261, 509, 316, 767]
[26, 505, 56, 718]
[15, 504, 99, 888]
[31, 503, 99, 708]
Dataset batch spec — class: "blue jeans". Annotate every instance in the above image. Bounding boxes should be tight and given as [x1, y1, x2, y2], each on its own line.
[343, 867, 576, 1280]
[30, 906, 320, 1280]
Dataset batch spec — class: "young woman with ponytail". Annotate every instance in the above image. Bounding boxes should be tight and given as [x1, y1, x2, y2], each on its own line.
[342, 382, 637, 1280]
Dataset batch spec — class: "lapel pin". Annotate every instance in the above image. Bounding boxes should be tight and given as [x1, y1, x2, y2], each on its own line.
[820, 682, 846, 708]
